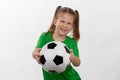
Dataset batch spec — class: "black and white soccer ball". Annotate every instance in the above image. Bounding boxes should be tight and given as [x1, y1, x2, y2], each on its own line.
[40, 41, 70, 73]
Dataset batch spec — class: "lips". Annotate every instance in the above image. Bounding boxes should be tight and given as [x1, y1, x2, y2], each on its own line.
[60, 27, 68, 33]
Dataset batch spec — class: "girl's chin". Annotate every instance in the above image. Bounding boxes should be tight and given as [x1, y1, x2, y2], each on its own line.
[60, 32, 68, 36]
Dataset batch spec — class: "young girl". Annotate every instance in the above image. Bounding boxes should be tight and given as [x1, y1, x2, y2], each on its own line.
[32, 6, 81, 80]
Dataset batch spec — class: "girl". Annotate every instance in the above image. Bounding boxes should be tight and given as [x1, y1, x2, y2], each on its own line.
[32, 6, 81, 80]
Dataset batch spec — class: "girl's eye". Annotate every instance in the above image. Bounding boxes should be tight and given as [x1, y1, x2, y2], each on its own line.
[68, 23, 72, 25]
[60, 20, 64, 23]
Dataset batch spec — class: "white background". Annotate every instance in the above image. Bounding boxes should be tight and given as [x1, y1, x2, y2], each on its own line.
[0, 0, 120, 80]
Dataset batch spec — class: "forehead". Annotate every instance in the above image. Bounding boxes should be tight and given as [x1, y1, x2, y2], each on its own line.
[58, 13, 74, 21]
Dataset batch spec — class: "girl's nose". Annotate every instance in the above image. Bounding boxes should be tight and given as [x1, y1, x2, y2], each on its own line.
[63, 23, 68, 28]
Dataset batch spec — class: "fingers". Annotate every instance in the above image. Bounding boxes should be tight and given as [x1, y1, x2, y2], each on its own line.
[36, 53, 40, 57]
[69, 49, 75, 63]
[70, 49, 74, 55]
[35, 52, 41, 64]
[32, 48, 41, 64]
[36, 56, 41, 64]
[39, 48, 41, 52]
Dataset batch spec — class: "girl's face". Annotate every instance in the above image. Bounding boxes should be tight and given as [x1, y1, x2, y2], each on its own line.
[54, 13, 74, 36]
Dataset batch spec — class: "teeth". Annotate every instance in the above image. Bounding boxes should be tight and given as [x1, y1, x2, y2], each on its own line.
[61, 28, 67, 32]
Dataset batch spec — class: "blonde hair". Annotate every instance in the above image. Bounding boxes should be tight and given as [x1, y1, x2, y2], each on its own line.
[47, 6, 80, 41]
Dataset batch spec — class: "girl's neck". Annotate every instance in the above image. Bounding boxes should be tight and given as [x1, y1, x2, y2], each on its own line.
[52, 32, 66, 42]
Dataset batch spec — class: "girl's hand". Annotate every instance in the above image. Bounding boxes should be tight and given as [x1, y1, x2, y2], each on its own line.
[69, 49, 76, 63]
[32, 48, 41, 64]
[69, 49, 81, 67]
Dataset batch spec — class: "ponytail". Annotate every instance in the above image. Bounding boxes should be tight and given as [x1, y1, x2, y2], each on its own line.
[72, 10, 80, 41]
[54, 6, 61, 19]
[47, 6, 62, 33]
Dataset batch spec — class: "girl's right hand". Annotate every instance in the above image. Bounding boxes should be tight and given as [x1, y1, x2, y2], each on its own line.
[32, 48, 41, 64]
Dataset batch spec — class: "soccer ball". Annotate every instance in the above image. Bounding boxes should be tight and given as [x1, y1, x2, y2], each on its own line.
[40, 41, 70, 73]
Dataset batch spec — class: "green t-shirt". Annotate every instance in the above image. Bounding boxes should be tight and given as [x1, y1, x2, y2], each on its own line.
[36, 32, 81, 80]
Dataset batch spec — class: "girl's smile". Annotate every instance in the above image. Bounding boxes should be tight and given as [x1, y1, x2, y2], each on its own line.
[60, 27, 68, 33]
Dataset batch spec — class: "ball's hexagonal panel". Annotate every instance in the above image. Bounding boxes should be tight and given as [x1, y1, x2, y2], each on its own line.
[53, 55, 63, 65]
[47, 43, 57, 49]
[40, 55, 46, 65]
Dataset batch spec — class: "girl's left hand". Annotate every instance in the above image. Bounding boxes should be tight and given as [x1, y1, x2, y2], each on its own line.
[69, 49, 76, 63]
[69, 49, 81, 67]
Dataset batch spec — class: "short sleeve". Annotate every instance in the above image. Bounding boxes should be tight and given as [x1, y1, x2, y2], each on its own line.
[35, 32, 46, 48]
[71, 40, 79, 57]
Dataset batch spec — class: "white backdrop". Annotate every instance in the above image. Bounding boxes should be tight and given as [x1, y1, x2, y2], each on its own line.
[0, 0, 120, 80]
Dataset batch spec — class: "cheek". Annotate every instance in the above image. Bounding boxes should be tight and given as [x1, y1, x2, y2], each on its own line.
[56, 21, 62, 26]
[69, 26, 73, 30]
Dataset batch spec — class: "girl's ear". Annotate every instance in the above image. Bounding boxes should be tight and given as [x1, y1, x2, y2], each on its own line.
[53, 18, 57, 25]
